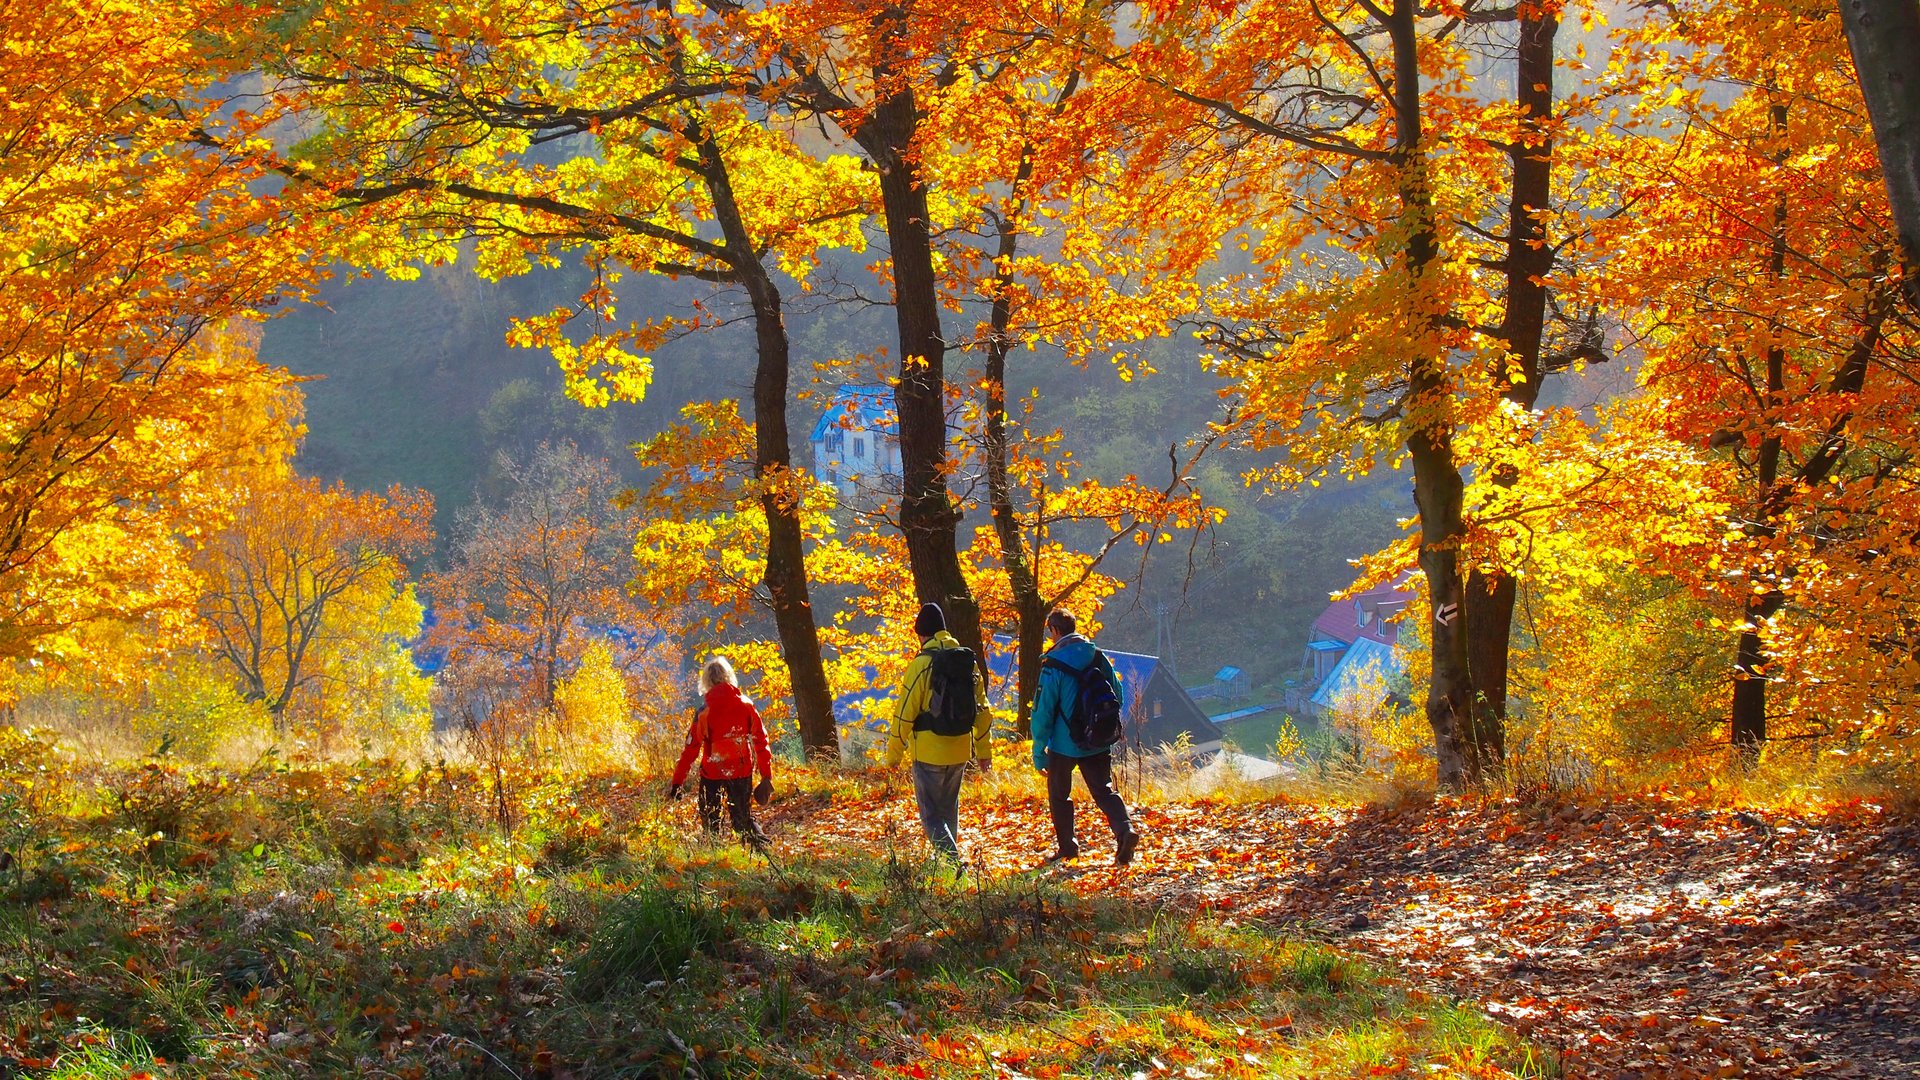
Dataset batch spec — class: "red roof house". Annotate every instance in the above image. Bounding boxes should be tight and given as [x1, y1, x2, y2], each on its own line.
[1302, 576, 1411, 688]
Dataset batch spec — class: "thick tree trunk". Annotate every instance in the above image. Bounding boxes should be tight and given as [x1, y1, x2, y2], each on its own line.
[1462, 6, 1557, 763]
[693, 117, 839, 758]
[1387, 0, 1484, 789]
[1840, 0, 1920, 312]
[750, 288, 840, 758]
[853, 12, 986, 671]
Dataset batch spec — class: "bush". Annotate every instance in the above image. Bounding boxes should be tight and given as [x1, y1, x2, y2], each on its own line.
[135, 654, 274, 763]
[107, 761, 238, 843]
[321, 771, 424, 865]
[552, 641, 632, 771]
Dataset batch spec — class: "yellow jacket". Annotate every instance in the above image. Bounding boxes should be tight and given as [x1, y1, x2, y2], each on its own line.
[885, 631, 992, 766]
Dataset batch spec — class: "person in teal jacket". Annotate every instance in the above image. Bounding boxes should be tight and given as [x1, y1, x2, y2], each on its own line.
[1030, 607, 1140, 866]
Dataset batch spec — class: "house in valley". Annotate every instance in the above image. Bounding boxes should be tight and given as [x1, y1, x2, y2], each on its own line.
[1291, 577, 1412, 718]
[808, 385, 902, 504]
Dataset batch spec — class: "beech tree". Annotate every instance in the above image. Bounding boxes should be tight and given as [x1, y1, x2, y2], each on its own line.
[1584, 0, 1920, 753]
[736, 0, 997, 670]
[1093, 0, 1627, 786]
[0, 0, 333, 664]
[265, 0, 872, 755]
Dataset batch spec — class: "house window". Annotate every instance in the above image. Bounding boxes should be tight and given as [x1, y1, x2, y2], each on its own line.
[1153, 700, 1163, 718]
[853, 436, 866, 458]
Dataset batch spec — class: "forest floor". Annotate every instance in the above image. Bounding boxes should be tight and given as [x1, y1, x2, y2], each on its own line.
[778, 783, 1920, 1080]
[4, 753, 1913, 1078]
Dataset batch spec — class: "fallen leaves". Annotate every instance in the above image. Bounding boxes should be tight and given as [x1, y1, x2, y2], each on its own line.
[780, 788, 1920, 1079]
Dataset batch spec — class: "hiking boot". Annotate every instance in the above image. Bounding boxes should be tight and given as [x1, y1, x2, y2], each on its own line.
[1115, 831, 1141, 867]
[1040, 847, 1079, 866]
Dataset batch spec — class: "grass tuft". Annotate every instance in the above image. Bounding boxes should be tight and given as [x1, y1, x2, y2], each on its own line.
[569, 885, 730, 1001]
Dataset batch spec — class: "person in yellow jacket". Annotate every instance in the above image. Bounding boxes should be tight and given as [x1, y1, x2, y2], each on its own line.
[885, 602, 991, 861]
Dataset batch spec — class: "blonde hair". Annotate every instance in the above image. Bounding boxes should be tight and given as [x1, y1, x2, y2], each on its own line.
[699, 657, 740, 695]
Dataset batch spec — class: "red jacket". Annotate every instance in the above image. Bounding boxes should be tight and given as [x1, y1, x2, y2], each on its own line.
[671, 684, 773, 785]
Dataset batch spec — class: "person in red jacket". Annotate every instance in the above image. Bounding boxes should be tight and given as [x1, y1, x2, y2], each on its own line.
[669, 657, 773, 848]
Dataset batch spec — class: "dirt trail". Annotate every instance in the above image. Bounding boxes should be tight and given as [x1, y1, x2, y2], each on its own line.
[775, 790, 1920, 1079]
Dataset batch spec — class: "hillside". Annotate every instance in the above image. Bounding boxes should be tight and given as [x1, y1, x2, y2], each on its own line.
[262, 256, 1412, 688]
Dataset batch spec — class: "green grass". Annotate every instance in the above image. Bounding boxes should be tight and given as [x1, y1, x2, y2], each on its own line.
[1216, 709, 1324, 761]
[0, 758, 1557, 1079]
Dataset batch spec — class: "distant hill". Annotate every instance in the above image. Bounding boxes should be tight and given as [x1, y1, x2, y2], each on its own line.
[262, 256, 761, 536]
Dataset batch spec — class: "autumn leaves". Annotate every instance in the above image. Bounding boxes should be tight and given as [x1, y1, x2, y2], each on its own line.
[3, 0, 1916, 785]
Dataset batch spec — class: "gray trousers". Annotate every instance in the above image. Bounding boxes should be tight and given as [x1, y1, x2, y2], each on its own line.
[910, 760, 967, 859]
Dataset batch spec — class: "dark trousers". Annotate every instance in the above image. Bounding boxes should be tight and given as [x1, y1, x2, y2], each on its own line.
[698, 777, 766, 846]
[1046, 751, 1132, 856]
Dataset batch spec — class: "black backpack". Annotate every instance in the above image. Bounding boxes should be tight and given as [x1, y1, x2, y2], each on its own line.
[1043, 649, 1124, 750]
[912, 646, 977, 737]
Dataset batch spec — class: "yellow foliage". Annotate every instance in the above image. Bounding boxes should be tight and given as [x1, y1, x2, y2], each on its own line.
[135, 654, 275, 763]
[291, 573, 434, 760]
[552, 641, 633, 771]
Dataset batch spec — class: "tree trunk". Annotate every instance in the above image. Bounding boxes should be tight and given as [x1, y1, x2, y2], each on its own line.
[1840, 0, 1920, 311]
[752, 304, 840, 759]
[853, 11, 986, 671]
[691, 115, 840, 759]
[1386, 0, 1484, 789]
[1730, 102, 1791, 756]
[984, 176, 1046, 732]
[983, 74, 1080, 733]
[1732, 286, 1890, 753]
[986, 312, 1049, 732]
[1462, 5, 1557, 764]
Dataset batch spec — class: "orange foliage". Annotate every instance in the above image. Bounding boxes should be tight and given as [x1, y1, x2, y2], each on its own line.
[197, 473, 434, 730]
[0, 0, 341, 668]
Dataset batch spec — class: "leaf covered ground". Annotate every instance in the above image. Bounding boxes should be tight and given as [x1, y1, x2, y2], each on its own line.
[4, 753, 1911, 1079]
[778, 782, 1920, 1080]
[0, 759, 1551, 1079]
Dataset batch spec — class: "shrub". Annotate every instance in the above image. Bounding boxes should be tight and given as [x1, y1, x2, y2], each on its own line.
[107, 761, 237, 843]
[136, 653, 274, 762]
[552, 640, 632, 771]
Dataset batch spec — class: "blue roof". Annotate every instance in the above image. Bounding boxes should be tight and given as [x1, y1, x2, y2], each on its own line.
[845, 638, 1168, 727]
[808, 385, 898, 444]
[1215, 665, 1242, 681]
[984, 639, 1158, 693]
[1305, 639, 1347, 652]
[1309, 637, 1402, 710]
[1106, 649, 1160, 691]
[1210, 704, 1273, 723]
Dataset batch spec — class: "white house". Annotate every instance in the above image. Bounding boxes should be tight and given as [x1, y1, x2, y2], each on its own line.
[809, 385, 903, 503]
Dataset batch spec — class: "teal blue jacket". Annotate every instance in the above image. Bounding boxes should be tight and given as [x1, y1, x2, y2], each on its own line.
[1030, 634, 1124, 770]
